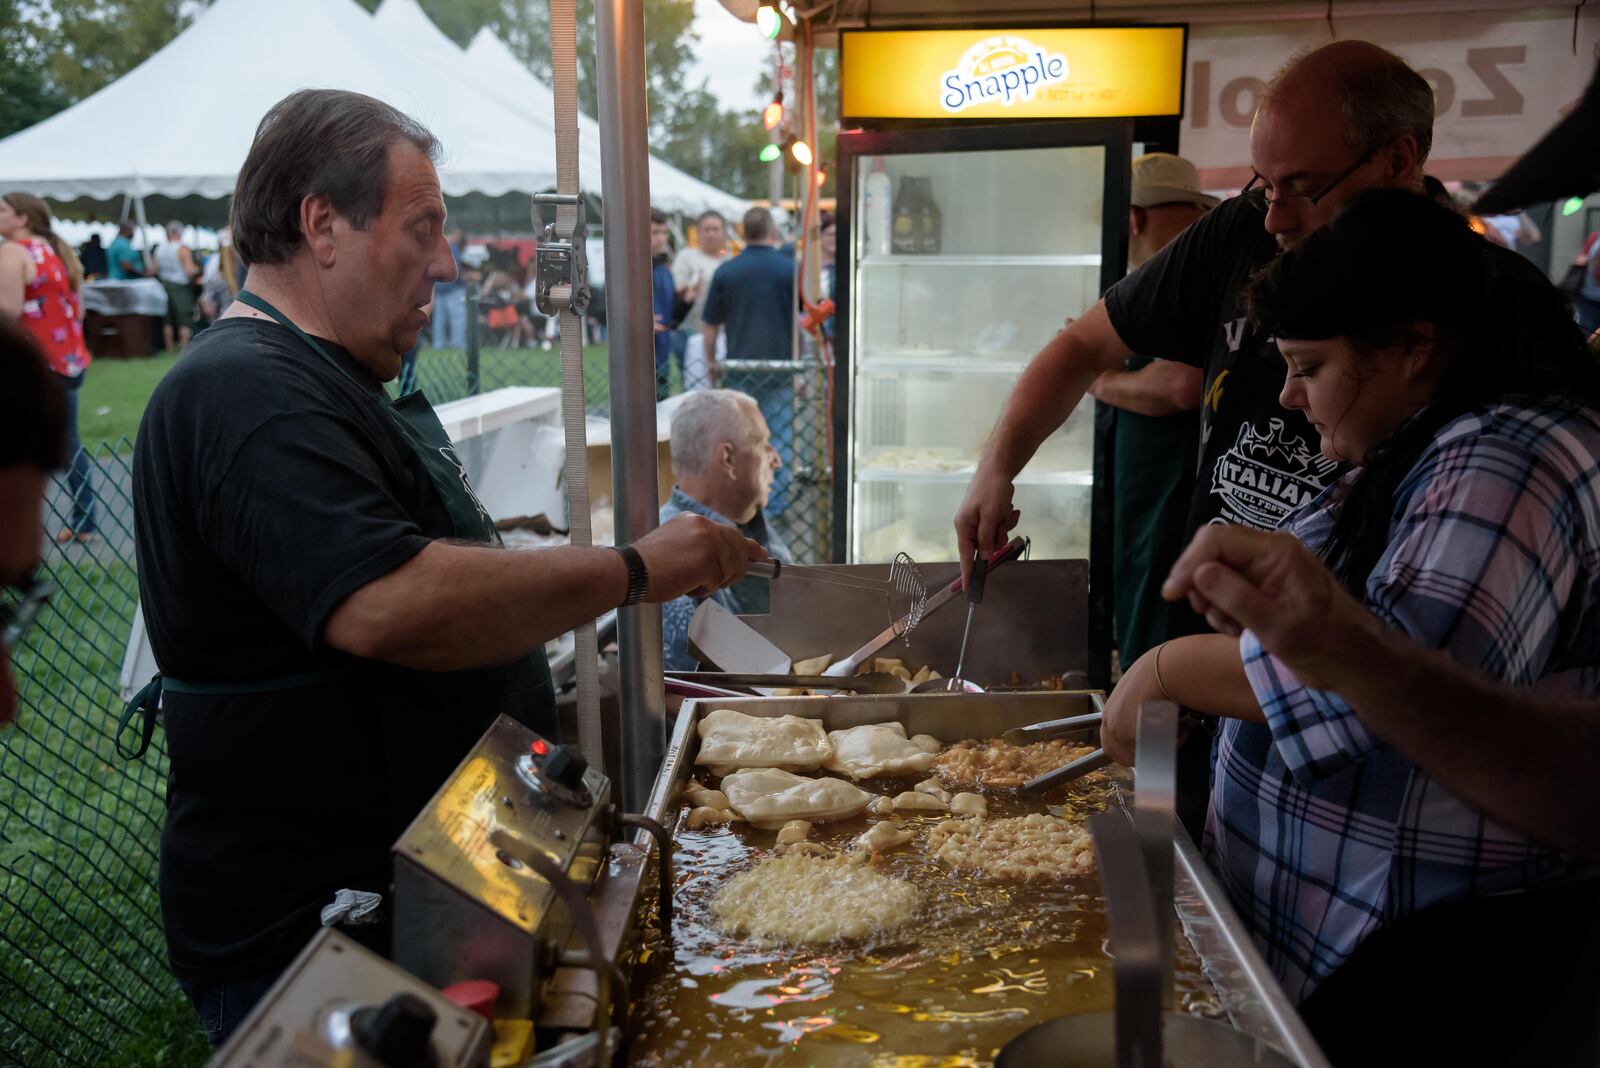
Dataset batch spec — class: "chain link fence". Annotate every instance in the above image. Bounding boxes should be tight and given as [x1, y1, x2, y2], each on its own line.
[0, 287, 836, 1066]
[0, 440, 205, 1067]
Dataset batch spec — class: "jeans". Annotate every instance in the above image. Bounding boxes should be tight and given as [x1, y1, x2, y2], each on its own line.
[55, 372, 96, 534]
[179, 973, 279, 1047]
[430, 285, 467, 349]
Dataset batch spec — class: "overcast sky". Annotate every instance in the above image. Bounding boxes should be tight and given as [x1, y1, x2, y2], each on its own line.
[687, 0, 770, 112]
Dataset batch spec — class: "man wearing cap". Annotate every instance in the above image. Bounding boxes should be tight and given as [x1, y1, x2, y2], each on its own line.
[1085, 153, 1213, 671]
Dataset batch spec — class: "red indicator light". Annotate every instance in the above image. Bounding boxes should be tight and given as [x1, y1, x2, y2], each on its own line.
[531, 739, 551, 756]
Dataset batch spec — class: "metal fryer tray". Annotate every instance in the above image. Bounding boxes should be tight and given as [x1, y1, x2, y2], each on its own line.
[626, 691, 1329, 1067]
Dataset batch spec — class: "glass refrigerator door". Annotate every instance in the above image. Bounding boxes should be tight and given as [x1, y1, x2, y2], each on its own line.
[850, 143, 1105, 563]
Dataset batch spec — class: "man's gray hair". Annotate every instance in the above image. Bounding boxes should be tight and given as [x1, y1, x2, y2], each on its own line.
[671, 389, 759, 478]
[165, 220, 184, 237]
[1265, 45, 1434, 166]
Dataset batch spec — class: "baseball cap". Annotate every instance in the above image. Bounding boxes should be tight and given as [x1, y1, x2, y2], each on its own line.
[1474, 58, 1600, 216]
[1131, 153, 1220, 210]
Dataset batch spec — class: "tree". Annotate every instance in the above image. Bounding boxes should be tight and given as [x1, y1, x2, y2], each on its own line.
[21, 0, 195, 104]
[0, 0, 68, 139]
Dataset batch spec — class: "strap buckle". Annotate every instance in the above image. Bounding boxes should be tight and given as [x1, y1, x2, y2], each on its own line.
[531, 192, 591, 317]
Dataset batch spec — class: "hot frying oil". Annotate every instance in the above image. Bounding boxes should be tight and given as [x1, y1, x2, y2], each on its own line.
[629, 774, 1220, 1066]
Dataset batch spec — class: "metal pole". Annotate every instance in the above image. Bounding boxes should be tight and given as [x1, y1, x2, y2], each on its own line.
[465, 281, 481, 395]
[594, 0, 665, 812]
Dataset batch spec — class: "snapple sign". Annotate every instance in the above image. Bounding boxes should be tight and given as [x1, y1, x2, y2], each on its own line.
[941, 35, 1070, 114]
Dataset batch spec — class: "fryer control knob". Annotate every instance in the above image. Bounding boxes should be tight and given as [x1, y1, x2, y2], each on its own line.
[350, 993, 437, 1068]
[544, 745, 588, 792]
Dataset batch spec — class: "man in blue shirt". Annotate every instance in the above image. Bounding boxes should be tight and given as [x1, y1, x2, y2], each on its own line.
[659, 388, 789, 670]
[700, 207, 795, 514]
[107, 222, 146, 279]
[650, 209, 678, 400]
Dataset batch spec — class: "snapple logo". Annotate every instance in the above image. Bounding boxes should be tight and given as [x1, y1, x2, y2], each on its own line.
[941, 35, 1069, 113]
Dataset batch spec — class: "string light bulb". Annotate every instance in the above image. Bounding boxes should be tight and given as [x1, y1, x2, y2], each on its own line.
[815, 165, 829, 188]
[763, 94, 784, 131]
[758, 142, 782, 163]
[789, 138, 813, 166]
[1564, 196, 1586, 217]
[755, 3, 781, 39]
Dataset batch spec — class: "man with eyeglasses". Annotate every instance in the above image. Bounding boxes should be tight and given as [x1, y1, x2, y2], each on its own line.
[957, 41, 1447, 839]
[0, 319, 65, 726]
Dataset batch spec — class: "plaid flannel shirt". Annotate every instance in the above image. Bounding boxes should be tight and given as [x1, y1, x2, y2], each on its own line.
[1206, 399, 1600, 1004]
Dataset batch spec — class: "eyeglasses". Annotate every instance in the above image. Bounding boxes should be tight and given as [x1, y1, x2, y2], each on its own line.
[1, 577, 52, 647]
[1240, 147, 1379, 213]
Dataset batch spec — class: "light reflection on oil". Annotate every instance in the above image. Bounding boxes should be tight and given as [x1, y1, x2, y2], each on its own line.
[629, 771, 1220, 1067]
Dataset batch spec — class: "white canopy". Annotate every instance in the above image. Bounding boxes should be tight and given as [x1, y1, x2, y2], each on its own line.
[0, 0, 746, 217]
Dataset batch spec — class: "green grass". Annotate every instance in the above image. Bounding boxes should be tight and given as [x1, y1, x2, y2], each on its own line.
[78, 352, 182, 445]
[78, 345, 615, 449]
[2, 543, 211, 1067]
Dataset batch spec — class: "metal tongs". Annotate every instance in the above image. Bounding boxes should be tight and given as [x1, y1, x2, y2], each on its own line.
[823, 536, 1029, 679]
[750, 552, 928, 638]
[1009, 691, 1112, 794]
[665, 670, 909, 695]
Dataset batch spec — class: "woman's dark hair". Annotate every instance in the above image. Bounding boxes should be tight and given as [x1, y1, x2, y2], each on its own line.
[231, 89, 441, 267]
[1246, 187, 1600, 594]
[0, 320, 66, 472]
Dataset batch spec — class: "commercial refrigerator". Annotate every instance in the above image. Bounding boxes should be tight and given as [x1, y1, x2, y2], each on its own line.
[831, 26, 1187, 684]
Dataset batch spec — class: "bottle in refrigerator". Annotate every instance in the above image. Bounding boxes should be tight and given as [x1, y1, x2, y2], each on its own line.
[916, 177, 942, 255]
[891, 177, 920, 255]
[862, 158, 893, 257]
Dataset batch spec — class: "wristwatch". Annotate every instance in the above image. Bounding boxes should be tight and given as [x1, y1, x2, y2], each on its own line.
[613, 544, 649, 607]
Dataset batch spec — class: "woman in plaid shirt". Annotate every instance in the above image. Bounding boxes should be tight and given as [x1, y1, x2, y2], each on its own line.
[1104, 189, 1600, 1061]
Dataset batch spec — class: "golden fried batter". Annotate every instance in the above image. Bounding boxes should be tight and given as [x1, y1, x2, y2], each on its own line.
[929, 738, 1098, 791]
[926, 814, 1095, 882]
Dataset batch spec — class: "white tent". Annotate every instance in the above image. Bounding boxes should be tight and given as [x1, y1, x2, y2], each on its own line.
[0, 0, 745, 217]
[376, 0, 745, 218]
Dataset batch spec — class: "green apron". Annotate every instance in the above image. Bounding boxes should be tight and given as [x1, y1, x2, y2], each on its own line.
[119, 292, 553, 758]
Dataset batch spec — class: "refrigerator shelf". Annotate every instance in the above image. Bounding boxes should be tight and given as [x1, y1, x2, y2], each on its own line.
[859, 253, 1102, 268]
[856, 356, 1029, 376]
[855, 467, 1094, 487]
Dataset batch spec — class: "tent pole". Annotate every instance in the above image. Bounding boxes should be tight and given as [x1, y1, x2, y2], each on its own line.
[594, 0, 665, 811]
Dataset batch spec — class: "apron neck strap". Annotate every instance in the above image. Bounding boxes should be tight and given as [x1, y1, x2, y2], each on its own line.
[235, 289, 371, 392]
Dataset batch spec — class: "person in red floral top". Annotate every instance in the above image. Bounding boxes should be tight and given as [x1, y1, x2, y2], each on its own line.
[0, 192, 96, 541]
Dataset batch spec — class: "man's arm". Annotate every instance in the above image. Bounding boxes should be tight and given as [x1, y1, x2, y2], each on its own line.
[325, 512, 762, 671]
[1087, 359, 1203, 417]
[955, 300, 1134, 574]
[179, 246, 199, 281]
[1165, 525, 1600, 859]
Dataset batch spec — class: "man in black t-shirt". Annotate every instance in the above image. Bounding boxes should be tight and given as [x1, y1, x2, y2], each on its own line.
[133, 89, 764, 1046]
[955, 41, 1438, 837]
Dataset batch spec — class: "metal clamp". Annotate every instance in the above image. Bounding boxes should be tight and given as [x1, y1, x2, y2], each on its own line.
[532, 191, 591, 317]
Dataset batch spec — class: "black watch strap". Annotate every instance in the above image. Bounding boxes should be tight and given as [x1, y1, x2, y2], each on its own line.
[613, 544, 649, 607]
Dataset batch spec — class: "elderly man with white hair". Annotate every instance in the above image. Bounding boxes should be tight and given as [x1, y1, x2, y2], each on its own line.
[661, 388, 789, 670]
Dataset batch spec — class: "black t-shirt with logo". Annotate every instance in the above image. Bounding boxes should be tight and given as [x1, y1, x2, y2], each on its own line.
[133, 318, 555, 986]
[1104, 196, 1340, 536]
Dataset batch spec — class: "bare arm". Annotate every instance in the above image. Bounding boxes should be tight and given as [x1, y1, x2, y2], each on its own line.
[325, 512, 763, 672]
[702, 323, 719, 376]
[179, 246, 199, 281]
[955, 300, 1134, 578]
[1087, 359, 1203, 417]
[1166, 525, 1600, 859]
[1100, 632, 1262, 765]
[0, 244, 31, 320]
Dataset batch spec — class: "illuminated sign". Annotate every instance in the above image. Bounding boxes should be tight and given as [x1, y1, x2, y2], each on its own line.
[842, 27, 1186, 122]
